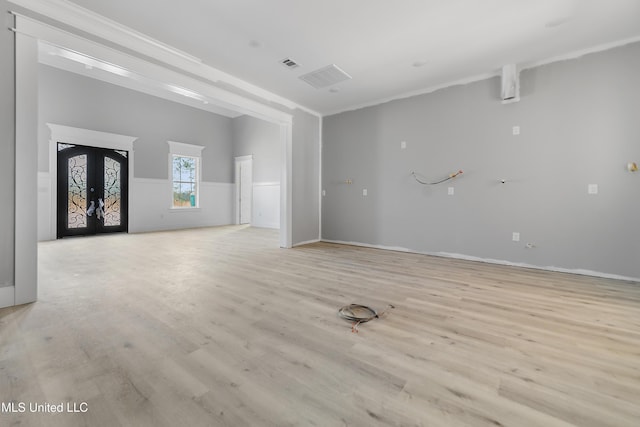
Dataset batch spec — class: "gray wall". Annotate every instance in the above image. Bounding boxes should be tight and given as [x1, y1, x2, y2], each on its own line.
[322, 42, 640, 279]
[231, 115, 280, 182]
[0, 4, 15, 288]
[38, 65, 233, 182]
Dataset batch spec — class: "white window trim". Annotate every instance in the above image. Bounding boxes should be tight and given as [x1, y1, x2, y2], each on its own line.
[168, 141, 204, 210]
[168, 140, 205, 157]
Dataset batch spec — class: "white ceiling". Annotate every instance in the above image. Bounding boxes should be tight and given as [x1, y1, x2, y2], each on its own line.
[65, 0, 640, 115]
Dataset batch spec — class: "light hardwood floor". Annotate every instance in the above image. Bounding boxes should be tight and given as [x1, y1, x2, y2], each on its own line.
[1, 225, 640, 426]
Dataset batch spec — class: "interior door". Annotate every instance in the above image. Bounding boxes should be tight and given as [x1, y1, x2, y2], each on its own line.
[57, 143, 128, 238]
[238, 159, 252, 224]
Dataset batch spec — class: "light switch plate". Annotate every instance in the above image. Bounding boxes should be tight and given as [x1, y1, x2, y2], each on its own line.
[400, 141, 407, 149]
[448, 187, 454, 195]
[512, 232, 520, 242]
[512, 126, 520, 135]
[588, 184, 598, 195]
[362, 189, 367, 196]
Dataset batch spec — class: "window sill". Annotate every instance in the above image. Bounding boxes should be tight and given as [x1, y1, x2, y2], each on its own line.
[169, 207, 201, 212]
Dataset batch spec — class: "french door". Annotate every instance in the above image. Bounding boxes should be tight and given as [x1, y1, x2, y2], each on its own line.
[57, 143, 129, 238]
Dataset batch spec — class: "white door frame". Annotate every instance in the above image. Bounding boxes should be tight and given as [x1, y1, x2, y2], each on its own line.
[11, 13, 293, 308]
[234, 155, 253, 225]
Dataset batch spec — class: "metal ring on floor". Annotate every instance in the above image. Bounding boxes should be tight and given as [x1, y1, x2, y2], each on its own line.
[338, 304, 394, 333]
[338, 304, 379, 323]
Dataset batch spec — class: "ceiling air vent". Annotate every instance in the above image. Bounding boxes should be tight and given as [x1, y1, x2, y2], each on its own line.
[299, 64, 352, 89]
[281, 58, 300, 69]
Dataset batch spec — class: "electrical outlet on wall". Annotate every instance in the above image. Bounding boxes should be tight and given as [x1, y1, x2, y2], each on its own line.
[512, 126, 520, 135]
[588, 184, 598, 195]
[512, 232, 520, 242]
[322, 190, 326, 196]
[400, 141, 407, 150]
[362, 189, 368, 196]
[448, 187, 454, 195]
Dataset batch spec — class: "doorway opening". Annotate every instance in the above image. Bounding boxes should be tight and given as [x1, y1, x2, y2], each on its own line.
[12, 13, 293, 308]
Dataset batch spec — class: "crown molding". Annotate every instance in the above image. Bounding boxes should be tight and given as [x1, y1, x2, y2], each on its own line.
[9, 0, 202, 65]
[14, 13, 294, 125]
[324, 71, 499, 117]
[39, 41, 243, 119]
[8, 0, 321, 118]
[324, 35, 640, 117]
[520, 35, 640, 71]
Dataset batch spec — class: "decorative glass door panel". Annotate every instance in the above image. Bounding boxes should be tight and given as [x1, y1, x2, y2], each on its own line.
[57, 144, 128, 238]
[103, 156, 122, 227]
[67, 154, 88, 229]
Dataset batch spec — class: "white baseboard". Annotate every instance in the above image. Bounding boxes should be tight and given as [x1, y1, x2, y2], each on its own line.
[253, 222, 280, 230]
[0, 286, 15, 309]
[435, 251, 640, 282]
[322, 239, 410, 253]
[293, 238, 320, 247]
[321, 239, 640, 282]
